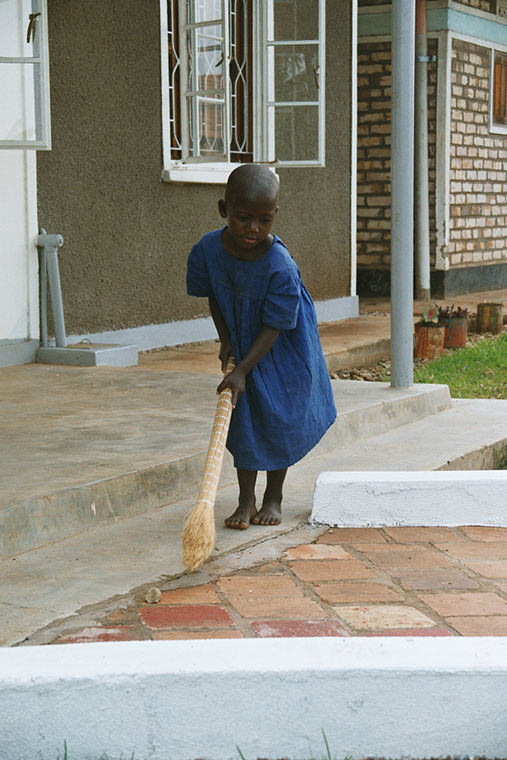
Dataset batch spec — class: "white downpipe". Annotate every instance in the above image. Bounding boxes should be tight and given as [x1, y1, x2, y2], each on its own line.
[414, 0, 431, 300]
[390, 0, 415, 388]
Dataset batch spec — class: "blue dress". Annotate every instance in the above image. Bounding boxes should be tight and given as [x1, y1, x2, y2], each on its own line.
[187, 228, 337, 471]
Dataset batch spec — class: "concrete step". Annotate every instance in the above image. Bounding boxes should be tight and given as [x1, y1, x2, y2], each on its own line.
[0, 365, 451, 558]
[2, 397, 506, 647]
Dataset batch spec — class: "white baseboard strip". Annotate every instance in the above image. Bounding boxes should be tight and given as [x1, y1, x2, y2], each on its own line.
[68, 296, 359, 352]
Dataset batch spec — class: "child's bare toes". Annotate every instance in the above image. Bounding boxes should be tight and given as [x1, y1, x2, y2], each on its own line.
[224, 504, 257, 530]
[251, 504, 281, 526]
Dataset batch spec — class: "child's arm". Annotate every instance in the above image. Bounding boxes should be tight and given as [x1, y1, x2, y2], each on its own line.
[217, 325, 279, 407]
[208, 294, 233, 371]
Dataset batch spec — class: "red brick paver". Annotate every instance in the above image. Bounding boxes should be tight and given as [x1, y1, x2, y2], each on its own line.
[138, 604, 234, 629]
[49, 526, 507, 644]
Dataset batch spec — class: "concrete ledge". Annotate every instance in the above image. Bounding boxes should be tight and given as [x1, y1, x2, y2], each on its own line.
[1, 382, 451, 557]
[38, 344, 138, 367]
[311, 470, 507, 527]
[311, 382, 452, 458]
[2, 638, 507, 759]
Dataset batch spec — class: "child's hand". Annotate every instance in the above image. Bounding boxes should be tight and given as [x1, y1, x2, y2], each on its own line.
[218, 340, 233, 371]
[217, 367, 246, 408]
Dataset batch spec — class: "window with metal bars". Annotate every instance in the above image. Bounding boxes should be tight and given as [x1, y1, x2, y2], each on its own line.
[492, 50, 507, 130]
[167, 0, 253, 164]
[160, 0, 326, 183]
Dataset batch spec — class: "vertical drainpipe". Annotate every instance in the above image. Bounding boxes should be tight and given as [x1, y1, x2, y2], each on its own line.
[414, 0, 431, 300]
[390, 0, 415, 389]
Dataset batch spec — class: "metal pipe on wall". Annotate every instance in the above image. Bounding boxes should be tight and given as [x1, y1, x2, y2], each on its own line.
[415, 0, 431, 301]
[37, 231, 66, 348]
[390, 0, 415, 389]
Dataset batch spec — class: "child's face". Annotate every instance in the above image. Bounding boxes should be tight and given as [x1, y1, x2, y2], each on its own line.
[218, 196, 278, 251]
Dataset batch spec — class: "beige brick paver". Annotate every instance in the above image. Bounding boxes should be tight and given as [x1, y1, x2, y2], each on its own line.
[218, 575, 303, 598]
[418, 592, 507, 617]
[152, 630, 244, 640]
[383, 527, 462, 543]
[317, 528, 387, 544]
[314, 582, 404, 604]
[393, 567, 481, 591]
[462, 527, 507, 542]
[285, 544, 353, 560]
[354, 547, 455, 570]
[461, 560, 507, 578]
[446, 616, 507, 636]
[334, 605, 437, 631]
[228, 596, 327, 620]
[158, 584, 220, 605]
[289, 559, 378, 582]
[439, 543, 507, 560]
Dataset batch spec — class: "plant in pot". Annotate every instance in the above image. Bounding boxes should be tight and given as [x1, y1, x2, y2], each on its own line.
[414, 305, 445, 360]
[438, 304, 469, 349]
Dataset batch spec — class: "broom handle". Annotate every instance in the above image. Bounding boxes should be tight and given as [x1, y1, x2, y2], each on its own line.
[196, 355, 235, 508]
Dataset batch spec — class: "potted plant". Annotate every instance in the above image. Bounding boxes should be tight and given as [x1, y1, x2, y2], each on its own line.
[414, 305, 445, 360]
[438, 304, 469, 349]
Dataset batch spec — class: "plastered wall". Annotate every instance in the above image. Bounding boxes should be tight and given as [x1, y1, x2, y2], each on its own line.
[37, 0, 352, 336]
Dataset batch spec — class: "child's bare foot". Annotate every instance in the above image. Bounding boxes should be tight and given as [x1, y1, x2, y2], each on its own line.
[251, 497, 282, 526]
[224, 500, 257, 530]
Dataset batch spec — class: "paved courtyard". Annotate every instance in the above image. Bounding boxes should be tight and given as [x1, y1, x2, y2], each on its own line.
[51, 525, 507, 645]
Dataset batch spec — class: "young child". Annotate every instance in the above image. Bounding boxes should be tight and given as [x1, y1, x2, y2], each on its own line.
[187, 164, 336, 530]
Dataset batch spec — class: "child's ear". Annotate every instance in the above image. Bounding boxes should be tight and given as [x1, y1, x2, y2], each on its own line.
[218, 199, 227, 218]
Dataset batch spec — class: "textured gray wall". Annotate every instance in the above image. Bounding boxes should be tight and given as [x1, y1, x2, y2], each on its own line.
[37, 1, 352, 334]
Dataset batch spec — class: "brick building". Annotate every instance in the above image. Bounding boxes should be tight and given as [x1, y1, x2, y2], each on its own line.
[357, 0, 507, 297]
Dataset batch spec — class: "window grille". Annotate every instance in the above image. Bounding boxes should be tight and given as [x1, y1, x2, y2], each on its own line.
[492, 51, 507, 128]
[161, 0, 326, 180]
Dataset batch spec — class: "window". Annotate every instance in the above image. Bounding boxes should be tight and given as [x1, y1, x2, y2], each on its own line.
[160, 0, 326, 183]
[491, 50, 507, 132]
[0, 0, 51, 149]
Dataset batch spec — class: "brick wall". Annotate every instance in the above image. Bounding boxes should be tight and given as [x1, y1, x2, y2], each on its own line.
[453, 0, 497, 13]
[447, 39, 507, 268]
[356, 40, 438, 280]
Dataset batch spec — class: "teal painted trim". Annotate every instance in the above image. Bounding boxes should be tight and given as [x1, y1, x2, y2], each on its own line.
[359, 12, 391, 37]
[439, 9, 507, 46]
[359, 7, 507, 47]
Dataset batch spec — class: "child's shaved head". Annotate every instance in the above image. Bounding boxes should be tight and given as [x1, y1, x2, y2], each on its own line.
[225, 164, 279, 207]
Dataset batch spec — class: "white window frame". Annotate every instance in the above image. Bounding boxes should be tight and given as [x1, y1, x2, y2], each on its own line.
[160, 0, 326, 183]
[490, 47, 507, 136]
[0, 0, 51, 150]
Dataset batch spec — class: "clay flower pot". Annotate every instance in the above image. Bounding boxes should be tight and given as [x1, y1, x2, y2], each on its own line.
[477, 303, 503, 335]
[441, 316, 468, 349]
[414, 322, 445, 360]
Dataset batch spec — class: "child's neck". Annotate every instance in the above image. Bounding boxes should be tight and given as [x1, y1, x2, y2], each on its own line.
[221, 228, 274, 261]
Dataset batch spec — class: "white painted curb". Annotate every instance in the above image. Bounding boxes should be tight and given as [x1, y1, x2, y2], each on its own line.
[2, 638, 507, 759]
[311, 470, 507, 527]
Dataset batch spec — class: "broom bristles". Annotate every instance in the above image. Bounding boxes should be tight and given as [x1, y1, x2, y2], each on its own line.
[182, 500, 216, 571]
[182, 357, 235, 572]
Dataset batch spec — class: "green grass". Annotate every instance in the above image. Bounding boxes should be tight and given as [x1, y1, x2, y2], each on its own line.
[413, 332, 507, 399]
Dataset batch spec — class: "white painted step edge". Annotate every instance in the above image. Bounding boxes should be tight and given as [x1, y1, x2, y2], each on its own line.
[2, 638, 507, 760]
[311, 470, 507, 527]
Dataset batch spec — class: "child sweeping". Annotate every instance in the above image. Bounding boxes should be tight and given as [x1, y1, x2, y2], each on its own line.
[187, 164, 336, 530]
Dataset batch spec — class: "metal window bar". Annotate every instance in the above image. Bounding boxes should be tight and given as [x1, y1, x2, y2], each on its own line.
[168, 0, 252, 163]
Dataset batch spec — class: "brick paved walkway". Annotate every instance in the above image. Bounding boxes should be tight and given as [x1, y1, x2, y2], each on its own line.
[52, 526, 507, 644]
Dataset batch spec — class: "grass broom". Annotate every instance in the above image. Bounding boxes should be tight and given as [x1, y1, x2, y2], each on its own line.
[182, 356, 235, 571]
